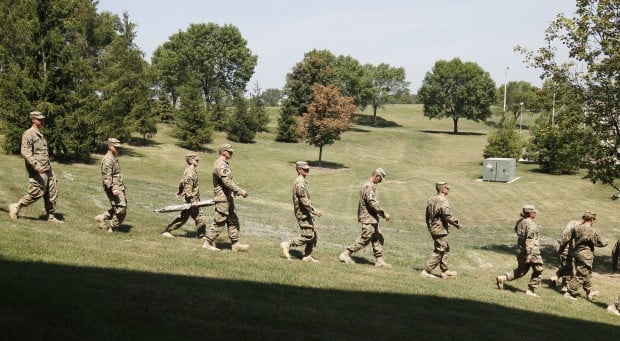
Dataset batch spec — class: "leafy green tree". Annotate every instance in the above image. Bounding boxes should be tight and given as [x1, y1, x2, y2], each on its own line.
[296, 84, 356, 167]
[173, 83, 213, 150]
[227, 96, 255, 143]
[152, 23, 257, 128]
[259, 88, 283, 107]
[483, 115, 523, 159]
[361, 63, 410, 125]
[497, 81, 538, 118]
[154, 92, 176, 123]
[417, 58, 496, 133]
[248, 83, 269, 132]
[517, 0, 620, 192]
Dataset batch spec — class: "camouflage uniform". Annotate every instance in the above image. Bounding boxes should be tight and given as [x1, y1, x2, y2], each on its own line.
[501, 206, 544, 292]
[205, 146, 247, 246]
[558, 219, 607, 298]
[288, 169, 319, 256]
[345, 173, 388, 258]
[15, 119, 58, 217]
[163, 155, 208, 238]
[423, 182, 461, 275]
[553, 220, 580, 287]
[98, 139, 127, 231]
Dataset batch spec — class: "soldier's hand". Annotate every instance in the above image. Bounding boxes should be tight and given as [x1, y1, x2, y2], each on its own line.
[112, 189, 120, 196]
[384, 212, 390, 221]
[314, 209, 323, 217]
[241, 191, 249, 198]
[37, 167, 46, 174]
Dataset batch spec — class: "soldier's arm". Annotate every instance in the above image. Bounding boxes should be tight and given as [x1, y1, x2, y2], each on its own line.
[101, 158, 114, 190]
[366, 189, 387, 219]
[218, 167, 246, 196]
[296, 183, 316, 214]
[441, 203, 460, 228]
[21, 134, 41, 171]
[594, 230, 608, 248]
[182, 172, 197, 203]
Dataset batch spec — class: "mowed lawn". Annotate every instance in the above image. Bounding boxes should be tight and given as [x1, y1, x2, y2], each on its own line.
[1, 104, 619, 339]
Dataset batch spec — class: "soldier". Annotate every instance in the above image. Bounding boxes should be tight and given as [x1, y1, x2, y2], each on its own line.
[202, 144, 250, 252]
[9, 111, 63, 223]
[280, 161, 323, 262]
[161, 154, 208, 239]
[496, 205, 543, 297]
[338, 168, 392, 269]
[94, 138, 126, 233]
[558, 211, 608, 301]
[551, 213, 588, 291]
[420, 182, 462, 279]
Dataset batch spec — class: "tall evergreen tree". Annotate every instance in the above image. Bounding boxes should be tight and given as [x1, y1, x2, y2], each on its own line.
[173, 83, 213, 150]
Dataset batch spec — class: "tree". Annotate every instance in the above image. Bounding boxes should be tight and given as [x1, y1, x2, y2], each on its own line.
[362, 63, 410, 125]
[151, 23, 257, 127]
[497, 81, 538, 119]
[516, 0, 620, 192]
[417, 58, 496, 133]
[248, 83, 269, 132]
[154, 92, 176, 123]
[259, 88, 283, 107]
[483, 115, 523, 159]
[227, 96, 255, 143]
[172, 83, 213, 150]
[296, 84, 356, 167]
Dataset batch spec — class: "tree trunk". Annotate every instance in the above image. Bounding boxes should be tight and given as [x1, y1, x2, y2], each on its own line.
[373, 105, 378, 126]
[453, 117, 459, 134]
[318, 145, 323, 168]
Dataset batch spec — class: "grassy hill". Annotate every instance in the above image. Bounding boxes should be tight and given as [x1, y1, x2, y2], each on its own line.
[1, 104, 618, 339]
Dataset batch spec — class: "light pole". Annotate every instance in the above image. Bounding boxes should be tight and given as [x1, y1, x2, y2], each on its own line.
[552, 91, 556, 126]
[519, 102, 524, 133]
[503, 66, 511, 112]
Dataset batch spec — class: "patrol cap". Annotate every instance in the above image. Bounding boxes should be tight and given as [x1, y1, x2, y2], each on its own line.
[295, 161, 310, 169]
[107, 138, 122, 147]
[375, 168, 387, 179]
[185, 153, 199, 163]
[219, 143, 234, 153]
[30, 111, 45, 119]
[436, 182, 449, 191]
[582, 210, 596, 220]
[522, 204, 537, 213]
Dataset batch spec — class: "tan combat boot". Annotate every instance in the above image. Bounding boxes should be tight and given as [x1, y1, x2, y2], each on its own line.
[525, 289, 540, 298]
[440, 270, 457, 278]
[496, 275, 507, 290]
[48, 215, 64, 223]
[280, 241, 291, 259]
[95, 214, 107, 229]
[607, 304, 620, 316]
[587, 290, 599, 301]
[302, 255, 319, 263]
[564, 292, 577, 300]
[202, 240, 221, 251]
[161, 231, 175, 238]
[231, 242, 250, 252]
[421, 269, 437, 279]
[375, 257, 392, 269]
[9, 203, 21, 220]
[338, 250, 355, 264]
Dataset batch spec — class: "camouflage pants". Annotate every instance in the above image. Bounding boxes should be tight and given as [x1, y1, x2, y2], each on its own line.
[165, 205, 208, 237]
[19, 170, 58, 214]
[555, 253, 573, 285]
[206, 202, 240, 244]
[101, 189, 127, 229]
[505, 254, 543, 290]
[346, 223, 384, 258]
[567, 260, 593, 295]
[289, 217, 317, 256]
[424, 234, 450, 272]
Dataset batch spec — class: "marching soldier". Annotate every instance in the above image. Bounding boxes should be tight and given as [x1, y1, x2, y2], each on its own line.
[280, 161, 323, 262]
[9, 111, 63, 223]
[161, 154, 208, 239]
[95, 138, 126, 233]
[339, 168, 392, 268]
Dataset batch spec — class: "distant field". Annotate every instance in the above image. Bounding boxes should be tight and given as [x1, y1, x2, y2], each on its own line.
[1, 104, 618, 339]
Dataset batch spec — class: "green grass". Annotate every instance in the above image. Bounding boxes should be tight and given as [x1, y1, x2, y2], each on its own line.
[1, 104, 619, 339]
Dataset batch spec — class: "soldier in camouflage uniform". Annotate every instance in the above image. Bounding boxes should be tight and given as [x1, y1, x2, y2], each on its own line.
[496, 205, 543, 297]
[421, 182, 462, 279]
[9, 111, 62, 223]
[280, 161, 323, 262]
[202, 144, 250, 252]
[161, 154, 208, 239]
[558, 211, 608, 301]
[94, 138, 126, 233]
[608, 297, 620, 316]
[339, 168, 392, 269]
[551, 214, 588, 291]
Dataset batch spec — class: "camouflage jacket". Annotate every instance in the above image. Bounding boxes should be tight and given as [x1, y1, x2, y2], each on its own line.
[101, 151, 125, 192]
[554, 220, 580, 257]
[425, 194, 459, 236]
[212, 157, 244, 202]
[21, 127, 51, 176]
[178, 165, 200, 203]
[358, 180, 386, 224]
[558, 222, 607, 267]
[293, 175, 315, 220]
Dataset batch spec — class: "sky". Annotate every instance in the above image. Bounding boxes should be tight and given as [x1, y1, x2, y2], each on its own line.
[96, 0, 577, 93]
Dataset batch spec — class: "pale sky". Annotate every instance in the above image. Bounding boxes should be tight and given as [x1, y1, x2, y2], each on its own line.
[96, 0, 577, 93]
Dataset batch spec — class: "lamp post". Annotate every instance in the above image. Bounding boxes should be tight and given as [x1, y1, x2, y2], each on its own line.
[519, 102, 524, 133]
[503, 66, 511, 112]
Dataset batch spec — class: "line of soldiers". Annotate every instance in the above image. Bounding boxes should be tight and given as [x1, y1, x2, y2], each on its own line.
[7, 111, 619, 316]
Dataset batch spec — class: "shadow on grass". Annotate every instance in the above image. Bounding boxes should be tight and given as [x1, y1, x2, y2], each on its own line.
[306, 160, 348, 170]
[355, 114, 402, 128]
[127, 136, 161, 147]
[419, 130, 486, 136]
[1, 260, 617, 340]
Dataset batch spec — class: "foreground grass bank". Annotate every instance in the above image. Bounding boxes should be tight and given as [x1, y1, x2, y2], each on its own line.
[1, 105, 618, 339]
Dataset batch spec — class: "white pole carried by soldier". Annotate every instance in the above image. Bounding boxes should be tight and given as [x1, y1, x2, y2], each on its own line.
[94, 138, 127, 233]
[9, 111, 63, 223]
